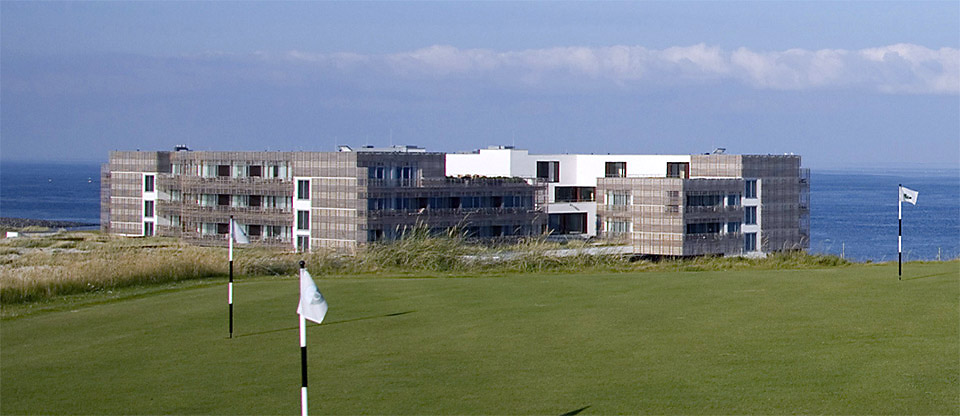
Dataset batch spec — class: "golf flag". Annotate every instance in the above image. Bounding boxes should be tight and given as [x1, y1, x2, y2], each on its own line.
[900, 186, 918, 205]
[298, 268, 328, 324]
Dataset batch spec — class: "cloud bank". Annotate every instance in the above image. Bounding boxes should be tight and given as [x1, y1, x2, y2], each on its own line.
[274, 43, 957, 94]
[4, 44, 957, 96]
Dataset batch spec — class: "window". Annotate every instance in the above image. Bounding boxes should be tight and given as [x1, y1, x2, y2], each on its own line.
[218, 194, 230, 206]
[744, 232, 757, 251]
[605, 162, 626, 178]
[687, 194, 722, 207]
[144, 175, 155, 192]
[667, 162, 689, 178]
[555, 187, 596, 202]
[217, 165, 231, 177]
[744, 206, 757, 225]
[144, 201, 154, 218]
[297, 210, 310, 230]
[727, 222, 741, 233]
[727, 194, 741, 206]
[143, 221, 154, 236]
[605, 219, 631, 234]
[248, 195, 262, 207]
[369, 166, 385, 179]
[745, 180, 757, 199]
[248, 165, 262, 177]
[297, 180, 310, 200]
[686, 222, 723, 234]
[247, 225, 262, 237]
[297, 235, 310, 252]
[536, 161, 560, 183]
[605, 191, 630, 206]
[217, 222, 229, 234]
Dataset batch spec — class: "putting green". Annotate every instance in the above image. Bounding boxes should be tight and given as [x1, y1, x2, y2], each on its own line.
[3, 262, 957, 414]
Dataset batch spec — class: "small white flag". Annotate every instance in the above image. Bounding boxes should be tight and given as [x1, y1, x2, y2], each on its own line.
[900, 186, 919, 205]
[297, 269, 327, 324]
[231, 220, 250, 244]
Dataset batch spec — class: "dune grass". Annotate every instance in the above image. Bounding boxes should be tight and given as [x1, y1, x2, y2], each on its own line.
[1, 261, 957, 414]
[1, 230, 856, 305]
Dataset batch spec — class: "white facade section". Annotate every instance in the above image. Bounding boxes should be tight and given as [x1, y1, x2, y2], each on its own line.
[446, 147, 691, 237]
[141, 173, 158, 236]
[293, 177, 313, 251]
[741, 179, 761, 251]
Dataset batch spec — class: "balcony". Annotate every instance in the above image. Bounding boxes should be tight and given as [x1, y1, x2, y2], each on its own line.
[159, 175, 291, 196]
[684, 205, 742, 214]
[366, 207, 538, 220]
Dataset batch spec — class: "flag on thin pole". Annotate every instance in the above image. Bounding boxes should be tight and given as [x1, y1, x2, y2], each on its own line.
[898, 185, 918, 280]
[298, 261, 328, 416]
[228, 216, 249, 338]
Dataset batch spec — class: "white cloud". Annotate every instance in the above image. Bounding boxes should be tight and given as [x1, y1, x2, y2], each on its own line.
[273, 43, 957, 94]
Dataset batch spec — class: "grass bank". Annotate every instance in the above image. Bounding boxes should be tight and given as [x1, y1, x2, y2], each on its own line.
[2, 262, 956, 414]
[1, 231, 853, 304]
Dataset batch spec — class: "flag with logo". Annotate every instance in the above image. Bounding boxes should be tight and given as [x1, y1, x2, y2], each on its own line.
[900, 186, 918, 205]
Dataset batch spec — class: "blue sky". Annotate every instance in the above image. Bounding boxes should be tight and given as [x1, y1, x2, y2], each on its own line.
[2, 1, 958, 169]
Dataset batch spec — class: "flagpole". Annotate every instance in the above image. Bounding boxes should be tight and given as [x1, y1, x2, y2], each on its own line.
[898, 185, 902, 280]
[299, 260, 309, 416]
[229, 215, 235, 338]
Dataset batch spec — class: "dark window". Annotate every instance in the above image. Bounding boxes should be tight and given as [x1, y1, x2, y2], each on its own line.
[297, 180, 310, 200]
[248, 195, 262, 207]
[217, 165, 231, 177]
[247, 225, 262, 237]
[272, 166, 280, 178]
[297, 210, 309, 230]
[744, 232, 757, 251]
[686, 222, 723, 234]
[727, 222, 741, 233]
[745, 180, 757, 199]
[248, 165, 262, 177]
[144, 201, 154, 218]
[218, 194, 230, 206]
[143, 221, 154, 236]
[217, 223, 229, 234]
[605, 162, 626, 178]
[555, 187, 596, 202]
[727, 194, 741, 206]
[744, 206, 757, 225]
[144, 175, 155, 192]
[686, 194, 723, 207]
[667, 162, 689, 178]
[536, 161, 560, 182]
[297, 235, 309, 252]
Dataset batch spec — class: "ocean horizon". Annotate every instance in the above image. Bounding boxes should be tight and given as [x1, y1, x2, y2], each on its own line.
[1, 161, 957, 262]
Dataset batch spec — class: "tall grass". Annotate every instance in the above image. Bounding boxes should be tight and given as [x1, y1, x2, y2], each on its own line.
[0, 230, 857, 304]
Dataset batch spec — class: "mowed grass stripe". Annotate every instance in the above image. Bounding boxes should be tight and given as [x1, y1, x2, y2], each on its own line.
[2, 262, 957, 414]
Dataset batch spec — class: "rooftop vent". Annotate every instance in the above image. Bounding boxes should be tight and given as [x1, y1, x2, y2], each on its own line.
[174, 145, 190, 152]
[712, 147, 726, 155]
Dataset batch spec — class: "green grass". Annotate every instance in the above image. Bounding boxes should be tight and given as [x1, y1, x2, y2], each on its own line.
[2, 261, 957, 414]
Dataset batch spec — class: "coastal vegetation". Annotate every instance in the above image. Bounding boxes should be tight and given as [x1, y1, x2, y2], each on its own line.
[0, 230, 855, 305]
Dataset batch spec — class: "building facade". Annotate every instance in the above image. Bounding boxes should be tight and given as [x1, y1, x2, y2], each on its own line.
[101, 147, 546, 252]
[446, 147, 810, 256]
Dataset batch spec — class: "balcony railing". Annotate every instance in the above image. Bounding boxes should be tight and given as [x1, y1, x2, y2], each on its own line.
[367, 207, 539, 219]
[684, 205, 742, 214]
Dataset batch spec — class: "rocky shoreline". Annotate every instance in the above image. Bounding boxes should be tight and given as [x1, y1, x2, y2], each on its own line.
[0, 217, 99, 229]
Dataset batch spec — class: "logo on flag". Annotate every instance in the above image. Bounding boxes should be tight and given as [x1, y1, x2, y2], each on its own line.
[297, 269, 328, 324]
[231, 220, 250, 244]
[900, 186, 918, 205]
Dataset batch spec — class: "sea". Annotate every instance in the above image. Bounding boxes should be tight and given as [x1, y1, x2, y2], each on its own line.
[0, 161, 957, 262]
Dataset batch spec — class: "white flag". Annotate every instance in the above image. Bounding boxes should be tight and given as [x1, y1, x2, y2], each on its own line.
[297, 269, 327, 324]
[231, 220, 250, 244]
[900, 186, 919, 205]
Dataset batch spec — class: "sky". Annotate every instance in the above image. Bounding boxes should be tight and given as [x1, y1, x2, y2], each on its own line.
[1, 1, 958, 169]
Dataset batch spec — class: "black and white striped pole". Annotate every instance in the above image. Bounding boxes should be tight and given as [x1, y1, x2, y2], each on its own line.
[898, 185, 902, 280]
[299, 260, 309, 416]
[229, 215, 235, 338]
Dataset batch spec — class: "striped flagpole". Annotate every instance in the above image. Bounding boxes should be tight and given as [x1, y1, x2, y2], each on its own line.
[898, 185, 902, 280]
[299, 260, 309, 416]
[229, 215, 235, 338]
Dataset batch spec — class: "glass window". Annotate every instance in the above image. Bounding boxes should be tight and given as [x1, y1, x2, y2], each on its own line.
[744, 232, 757, 251]
[727, 194, 740, 206]
[144, 175, 155, 192]
[143, 221, 154, 236]
[744, 206, 757, 225]
[605, 191, 630, 206]
[297, 235, 310, 252]
[297, 180, 310, 200]
[297, 210, 310, 230]
[727, 222, 741, 233]
[745, 180, 757, 199]
[217, 165, 231, 177]
[604, 162, 626, 178]
[667, 162, 689, 178]
[248, 165, 262, 177]
[143, 201, 154, 218]
[536, 161, 560, 182]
